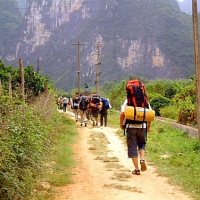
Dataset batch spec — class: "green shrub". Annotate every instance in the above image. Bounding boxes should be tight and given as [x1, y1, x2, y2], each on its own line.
[0, 94, 56, 200]
[159, 104, 178, 120]
[149, 94, 171, 116]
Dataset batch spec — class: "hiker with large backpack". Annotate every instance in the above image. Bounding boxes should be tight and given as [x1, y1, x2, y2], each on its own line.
[71, 96, 80, 122]
[67, 97, 72, 111]
[57, 96, 63, 110]
[119, 80, 155, 175]
[89, 94, 102, 126]
[62, 97, 68, 112]
[100, 97, 112, 127]
[78, 94, 89, 126]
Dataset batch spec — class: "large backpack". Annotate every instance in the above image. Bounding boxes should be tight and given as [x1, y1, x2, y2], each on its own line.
[125, 80, 149, 124]
[72, 97, 79, 109]
[89, 95, 101, 110]
[63, 98, 68, 105]
[79, 96, 88, 111]
[92, 95, 100, 104]
[126, 80, 149, 108]
[101, 97, 110, 110]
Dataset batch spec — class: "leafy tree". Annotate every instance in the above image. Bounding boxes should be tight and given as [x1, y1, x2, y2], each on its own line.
[24, 66, 49, 98]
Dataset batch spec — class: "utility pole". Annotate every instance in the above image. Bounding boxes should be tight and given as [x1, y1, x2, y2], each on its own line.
[192, 0, 200, 144]
[95, 41, 102, 94]
[37, 57, 40, 73]
[73, 41, 84, 96]
[8, 73, 12, 99]
[19, 58, 25, 105]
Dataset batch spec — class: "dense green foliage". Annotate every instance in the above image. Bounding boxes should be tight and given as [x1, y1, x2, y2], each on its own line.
[0, 93, 78, 199]
[0, 60, 49, 99]
[0, 60, 57, 199]
[0, 95, 53, 199]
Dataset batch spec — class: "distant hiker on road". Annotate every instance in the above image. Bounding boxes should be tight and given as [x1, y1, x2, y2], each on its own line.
[67, 97, 72, 111]
[62, 97, 68, 112]
[79, 94, 89, 126]
[71, 96, 80, 122]
[100, 97, 112, 127]
[58, 96, 63, 110]
[89, 94, 102, 126]
[120, 80, 152, 175]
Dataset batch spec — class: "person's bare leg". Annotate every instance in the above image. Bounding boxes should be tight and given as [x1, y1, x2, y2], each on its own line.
[139, 149, 147, 171]
[139, 149, 145, 160]
[131, 157, 139, 170]
[131, 157, 140, 175]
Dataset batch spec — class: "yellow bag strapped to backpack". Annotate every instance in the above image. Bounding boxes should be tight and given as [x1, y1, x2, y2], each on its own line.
[125, 106, 155, 122]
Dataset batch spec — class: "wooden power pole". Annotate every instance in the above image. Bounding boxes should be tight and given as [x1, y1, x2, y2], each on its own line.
[8, 72, 12, 99]
[95, 41, 102, 94]
[19, 58, 25, 105]
[37, 57, 40, 73]
[192, 0, 200, 144]
[73, 41, 84, 96]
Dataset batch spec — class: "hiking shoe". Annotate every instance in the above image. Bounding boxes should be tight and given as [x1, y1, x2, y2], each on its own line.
[132, 169, 140, 175]
[140, 160, 147, 171]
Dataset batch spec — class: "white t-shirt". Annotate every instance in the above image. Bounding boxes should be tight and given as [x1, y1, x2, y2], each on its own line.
[121, 99, 151, 128]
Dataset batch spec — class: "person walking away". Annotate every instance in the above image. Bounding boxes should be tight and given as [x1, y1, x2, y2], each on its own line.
[89, 94, 102, 126]
[86, 97, 92, 120]
[62, 97, 68, 112]
[67, 97, 72, 111]
[71, 96, 80, 122]
[78, 95, 89, 126]
[100, 97, 112, 127]
[58, 96, 63, 110]
[119, 80, 152, 175]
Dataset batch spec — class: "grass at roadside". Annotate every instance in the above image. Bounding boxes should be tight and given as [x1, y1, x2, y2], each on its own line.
[36, 111, 78, 199]
[108, 110, 200, 200]
[147, 121, 200, 200]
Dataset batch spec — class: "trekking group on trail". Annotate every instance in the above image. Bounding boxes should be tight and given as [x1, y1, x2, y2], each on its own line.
[69, 93, 112, 127]
[58, 79, 155, 176]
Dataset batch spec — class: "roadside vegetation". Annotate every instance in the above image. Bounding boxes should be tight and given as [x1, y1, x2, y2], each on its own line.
[0, 60, 78, 199]
[147, 121, 200, 199]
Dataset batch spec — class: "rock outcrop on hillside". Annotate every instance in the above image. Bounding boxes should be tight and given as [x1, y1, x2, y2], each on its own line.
[1, 0, 194, 91]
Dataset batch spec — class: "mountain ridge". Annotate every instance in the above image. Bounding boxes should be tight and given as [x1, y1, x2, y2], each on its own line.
[0, 0, 195, 91]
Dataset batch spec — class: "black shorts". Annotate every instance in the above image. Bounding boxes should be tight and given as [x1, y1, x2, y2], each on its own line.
[126, 128, 146, 158]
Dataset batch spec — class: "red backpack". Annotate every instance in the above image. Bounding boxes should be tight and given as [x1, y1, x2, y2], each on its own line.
[126, 80, 149, 109]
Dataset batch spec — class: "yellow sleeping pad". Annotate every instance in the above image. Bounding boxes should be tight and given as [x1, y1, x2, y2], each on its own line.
[125, 106, 155, 122]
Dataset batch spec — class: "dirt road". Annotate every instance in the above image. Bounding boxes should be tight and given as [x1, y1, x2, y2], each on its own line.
[54, 111, 193, 200]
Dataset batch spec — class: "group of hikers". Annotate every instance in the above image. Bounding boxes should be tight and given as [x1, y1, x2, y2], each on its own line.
[57, 93, 112, 127]
[57, 79, 155, 176]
